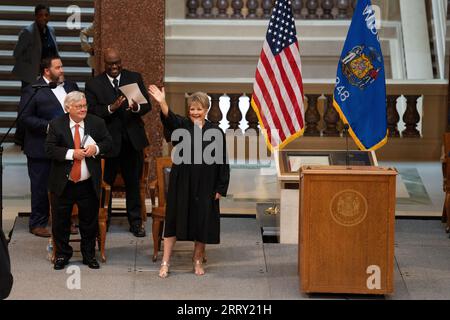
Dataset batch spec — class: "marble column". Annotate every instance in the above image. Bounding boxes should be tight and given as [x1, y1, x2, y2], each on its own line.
[399, 0, 434, 79]
[94, 0, 165, 181]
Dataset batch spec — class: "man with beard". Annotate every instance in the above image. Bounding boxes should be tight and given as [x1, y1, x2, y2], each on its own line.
[85, 48, 151, 237]
[19, 56, 79, 237]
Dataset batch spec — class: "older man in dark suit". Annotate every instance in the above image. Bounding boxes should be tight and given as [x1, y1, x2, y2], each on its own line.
[20, 56, 79, 237]
[45, 91, 112, 270]
[85, 48, 151, 237]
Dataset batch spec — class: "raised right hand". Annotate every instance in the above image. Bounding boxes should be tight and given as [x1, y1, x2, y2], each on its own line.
[148, 85, 169, 116]
[148, 85, 165, 104]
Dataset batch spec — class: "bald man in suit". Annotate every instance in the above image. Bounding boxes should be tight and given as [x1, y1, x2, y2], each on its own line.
[85, 49, 151, 237]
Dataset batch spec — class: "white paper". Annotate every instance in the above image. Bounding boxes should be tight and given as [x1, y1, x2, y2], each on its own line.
[288, 156, 329, 172]
[82, 134, 97, 158]
[119, 83, 148, 106]
[82, 134, 96, 148]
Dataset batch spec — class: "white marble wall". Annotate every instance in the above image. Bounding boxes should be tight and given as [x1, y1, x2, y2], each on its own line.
[399, 0, 434, 79]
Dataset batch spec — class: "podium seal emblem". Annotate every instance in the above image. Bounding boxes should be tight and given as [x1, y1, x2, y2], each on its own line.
[330, 189, 368, 227]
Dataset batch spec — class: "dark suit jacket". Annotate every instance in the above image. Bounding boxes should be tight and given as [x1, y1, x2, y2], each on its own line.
[13, 23, 58, 84]
[45, 113, 113, 198]
[85, 69, 151, 157]
[19, 78, 79, 159]
[0, 230, 13, 300]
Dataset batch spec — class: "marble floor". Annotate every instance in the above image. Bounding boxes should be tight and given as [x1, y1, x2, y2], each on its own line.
[6, 213, 450, 300]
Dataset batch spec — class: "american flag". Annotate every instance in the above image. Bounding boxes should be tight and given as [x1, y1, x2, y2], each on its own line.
[251, 0, 305, 150]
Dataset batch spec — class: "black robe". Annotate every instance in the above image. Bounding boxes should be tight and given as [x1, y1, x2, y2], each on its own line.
[161, 110, 230, 244]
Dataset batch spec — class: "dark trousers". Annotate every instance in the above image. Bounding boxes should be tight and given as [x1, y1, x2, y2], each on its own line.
[104, 139, 143, 228]
[14, 81, 30, 147]
[51, 179, 99, 261]
[27, 157, 50, 229]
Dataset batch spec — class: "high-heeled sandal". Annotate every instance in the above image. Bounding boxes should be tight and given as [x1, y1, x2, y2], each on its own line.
[159, 261, 170, 278]
[193, 259, 205, 276]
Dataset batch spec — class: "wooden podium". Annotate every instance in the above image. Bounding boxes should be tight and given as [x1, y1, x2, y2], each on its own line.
[299, 166, 397, 295]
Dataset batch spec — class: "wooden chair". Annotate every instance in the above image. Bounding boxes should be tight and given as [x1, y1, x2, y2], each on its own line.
[110, 150, 151, 226]
[150, 156, 172, 262]
[442, 132, 450, 233]
[51, 159, 111, 263]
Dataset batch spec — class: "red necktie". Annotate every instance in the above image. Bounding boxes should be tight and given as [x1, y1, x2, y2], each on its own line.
[70, 124, 81, 182]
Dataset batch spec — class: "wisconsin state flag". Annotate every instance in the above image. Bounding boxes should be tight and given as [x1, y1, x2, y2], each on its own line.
[333, 0, 387, 150]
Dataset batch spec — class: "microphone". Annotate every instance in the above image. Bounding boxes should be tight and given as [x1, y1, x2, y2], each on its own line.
[343, 124, 350, 167]
[31, 82, 57, 89]
[343, 123, 350, 132]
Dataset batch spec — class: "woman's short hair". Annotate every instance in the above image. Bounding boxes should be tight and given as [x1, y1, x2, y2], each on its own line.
[64, 91, 86, 112]
[187, 92, 210, 110]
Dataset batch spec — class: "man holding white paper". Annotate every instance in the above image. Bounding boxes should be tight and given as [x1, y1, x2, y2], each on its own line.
[85, 48, 151, 237]
[45, 91, 112, 270]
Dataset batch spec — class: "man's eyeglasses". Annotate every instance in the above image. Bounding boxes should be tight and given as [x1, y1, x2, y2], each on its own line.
[72, 104, 88, 110]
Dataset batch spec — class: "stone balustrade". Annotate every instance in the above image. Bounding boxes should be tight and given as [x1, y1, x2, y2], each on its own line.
[164, 79, 448, 160]
[186, 0, 357, 19]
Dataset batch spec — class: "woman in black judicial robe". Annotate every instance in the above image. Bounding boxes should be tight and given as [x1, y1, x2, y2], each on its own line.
[148, 85, 230, 278]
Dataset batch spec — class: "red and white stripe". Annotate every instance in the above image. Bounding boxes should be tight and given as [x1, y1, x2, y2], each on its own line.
[252, 40, 305, 149]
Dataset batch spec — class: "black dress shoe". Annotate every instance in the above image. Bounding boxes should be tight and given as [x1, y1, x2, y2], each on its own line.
[30, 227, 51, 238]
[54, 257, 69, 270]
[130, 225, 146, 237]
[82, 258, 100, 269]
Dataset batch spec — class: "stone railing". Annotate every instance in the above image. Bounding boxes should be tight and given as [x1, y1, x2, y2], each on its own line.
[164, 79, 448, 160]
[186, 0, 357, 19]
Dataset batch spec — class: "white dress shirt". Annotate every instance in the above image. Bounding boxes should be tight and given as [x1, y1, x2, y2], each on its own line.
[65, 118, 99, 182]
[106, 73, 141, 113]
[43, 76, 66, 113]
